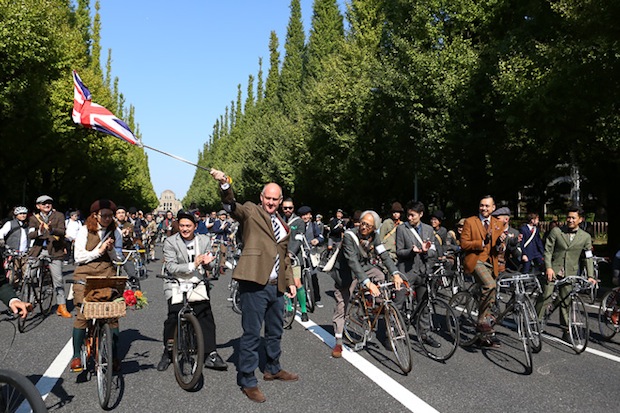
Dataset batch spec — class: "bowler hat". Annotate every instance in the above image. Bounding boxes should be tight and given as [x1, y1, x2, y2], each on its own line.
[90, 199, 117, 213]
[390, 202, 404, 213]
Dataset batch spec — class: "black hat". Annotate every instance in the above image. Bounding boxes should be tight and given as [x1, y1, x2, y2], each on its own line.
[90, 199, 117, 213]
[431, 210, 444, 221]
[176, 210, 196, 224]
[128, 207, 138, 214]
[297, 206, 312, 215]
[116, 205, 127, 212]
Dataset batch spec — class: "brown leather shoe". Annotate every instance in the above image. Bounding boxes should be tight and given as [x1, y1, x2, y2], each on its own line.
[56, 304, 72, 318]
[331, 344, 342, 358]
[263, 369, 299, 381]
[242, 386, 266, 403]
[70, 357, 83, 372]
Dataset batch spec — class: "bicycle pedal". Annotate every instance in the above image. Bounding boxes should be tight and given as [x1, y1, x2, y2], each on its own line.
[353, 343, 365, 352]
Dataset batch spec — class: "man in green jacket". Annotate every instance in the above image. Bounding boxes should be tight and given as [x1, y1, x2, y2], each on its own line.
[535, 206, 596, 342]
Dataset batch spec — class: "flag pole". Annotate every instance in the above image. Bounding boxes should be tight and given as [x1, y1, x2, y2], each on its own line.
[141, 143, 210, 172]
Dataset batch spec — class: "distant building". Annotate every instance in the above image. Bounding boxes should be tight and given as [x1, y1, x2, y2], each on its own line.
[157, 190, 183, 215]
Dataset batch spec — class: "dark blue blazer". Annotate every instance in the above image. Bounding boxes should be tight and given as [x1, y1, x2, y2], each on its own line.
[519, 224, 544, 260]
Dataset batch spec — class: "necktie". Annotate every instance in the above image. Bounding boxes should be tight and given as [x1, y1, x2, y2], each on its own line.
[483, 219, 489, 231]
[271, 215, 280, 274]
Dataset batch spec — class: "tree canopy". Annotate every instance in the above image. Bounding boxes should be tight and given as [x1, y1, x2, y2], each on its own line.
[137, 0, 620, 248]
[0, 0, 157, 216]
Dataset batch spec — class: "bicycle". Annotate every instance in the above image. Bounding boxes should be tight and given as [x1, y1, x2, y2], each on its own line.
[580, 256, 606, 305]
[157, 273, 206, 390]
[116, 248, 144, 291]
[449, 272, 542, 374]
[344, 281, 412, 374]
[2, 248, 27, 287]
[539, 275, 592, 353]
[69, 276, 127, 409]
[0, 309, 47, 412]
[400, 273, 459, 362]
[598, 285, 620, 340]
[16, 256, 54, 333]
[292, 234, 320, 313]
[283, 291, 298, 329]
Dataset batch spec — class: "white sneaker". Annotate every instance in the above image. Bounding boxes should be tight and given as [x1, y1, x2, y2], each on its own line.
[316, 301, 324, 308]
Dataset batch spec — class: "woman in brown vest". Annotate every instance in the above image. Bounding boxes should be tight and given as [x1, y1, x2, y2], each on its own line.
[69, 199, 124, 373]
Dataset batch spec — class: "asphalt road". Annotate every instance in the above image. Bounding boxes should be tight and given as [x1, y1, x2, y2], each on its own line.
[3, 245, 620, 413]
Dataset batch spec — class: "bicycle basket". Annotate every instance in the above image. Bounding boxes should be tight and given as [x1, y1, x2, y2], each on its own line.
[82, 301, 126, 319]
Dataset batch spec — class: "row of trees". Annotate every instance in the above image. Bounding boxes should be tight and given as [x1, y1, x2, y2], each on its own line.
[188, 0, 618, 249]
[0, 0, 157, 217]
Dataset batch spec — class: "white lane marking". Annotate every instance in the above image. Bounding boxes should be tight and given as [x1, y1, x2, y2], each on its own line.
[296, 314, 439, 413]
[541, 333, 620, 362]
[18, 339, 73, 412]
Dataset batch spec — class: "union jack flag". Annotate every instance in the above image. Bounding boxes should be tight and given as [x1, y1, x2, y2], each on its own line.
[72, 70, 138, 145]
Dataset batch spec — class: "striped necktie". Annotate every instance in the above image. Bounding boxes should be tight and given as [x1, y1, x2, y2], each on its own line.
[271, 215, 280, 274]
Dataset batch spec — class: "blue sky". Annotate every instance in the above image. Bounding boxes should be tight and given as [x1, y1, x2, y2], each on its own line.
[97, 1, 343, 202]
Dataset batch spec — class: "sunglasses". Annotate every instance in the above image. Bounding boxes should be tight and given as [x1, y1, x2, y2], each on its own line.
[282, 206, 294, 210]
[360, 221, 375, 229]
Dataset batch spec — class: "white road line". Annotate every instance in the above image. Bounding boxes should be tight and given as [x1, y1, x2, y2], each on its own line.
[296, 315, 440, 413]
[541, 333, 620, 362]
[18, 338, 73, 413]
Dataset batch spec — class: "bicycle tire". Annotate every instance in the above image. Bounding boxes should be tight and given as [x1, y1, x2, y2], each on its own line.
[449, 291, 478, 347]
[231, 283, 242, 315]
[416, 299, 459, 362]
[598, 290, 619, 340]
[303, 268, 314, 313]
[96, 323, 114, 408]
[522, 298, 542, 353]
[38, 267, 54, 315]
[17, 280, 36, 333]
[0, 368, 47, 413]
[343, 298, 368, 345]
[516, 304, 533, 374]
[385, 302, 412, 373]
[283, 294, 297, 329]
[173, 313, 204, 390]
[568, 295, 589, 354]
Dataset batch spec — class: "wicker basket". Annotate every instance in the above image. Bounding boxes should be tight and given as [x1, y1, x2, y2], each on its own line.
[82, 301, 126, 319]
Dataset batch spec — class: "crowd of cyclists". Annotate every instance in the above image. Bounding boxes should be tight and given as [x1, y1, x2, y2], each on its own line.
[1, 191, 620, 404]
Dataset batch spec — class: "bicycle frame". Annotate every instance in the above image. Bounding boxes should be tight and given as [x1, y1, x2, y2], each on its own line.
[348, 282, 395, 350]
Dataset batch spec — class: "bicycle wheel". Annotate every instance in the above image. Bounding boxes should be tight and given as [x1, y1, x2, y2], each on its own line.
[17, 280, 36, 333]
[598, 290, 620, 340]
[516, 305, 533, 374]
[522, 298, 542, 353]
[385, 302, 412, 374]
[344, 297, 369, 345]
[416, 299, 459, 362]
[568, 295, 589, 354]
[173, 313, 204, 390]
[0, 369, 47, 413]
[231, 283, 242, 315]
[283, 294, 297, 329]
[96, 323, 114, 408]
[303, 268, 314, 313]
[38, 267, 54, 315]
[449, 291, 478, 347]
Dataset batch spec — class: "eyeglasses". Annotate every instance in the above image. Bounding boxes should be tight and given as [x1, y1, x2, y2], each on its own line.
[98, 213, 114, 219]
[360, 221, 374, 229]
[282, 206, 294, 210]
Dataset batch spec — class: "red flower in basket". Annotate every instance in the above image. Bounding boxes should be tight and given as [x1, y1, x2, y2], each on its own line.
[123, 289, 137, 307]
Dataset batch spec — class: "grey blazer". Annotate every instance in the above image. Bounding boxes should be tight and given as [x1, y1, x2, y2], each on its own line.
[395, 222, 438, 278]
[163, 233, 214, 300]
